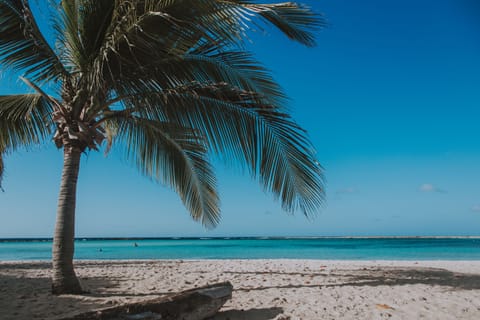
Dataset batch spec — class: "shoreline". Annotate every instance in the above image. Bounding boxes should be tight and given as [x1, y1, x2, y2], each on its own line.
[2, 258, 480, 270]
[2, 259, 480, 319]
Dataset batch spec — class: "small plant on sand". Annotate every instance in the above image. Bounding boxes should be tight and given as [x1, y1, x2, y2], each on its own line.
[0, 0, 325, 294]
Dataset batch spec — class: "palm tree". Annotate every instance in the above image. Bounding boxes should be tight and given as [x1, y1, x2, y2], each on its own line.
[0, 0, 325, 294]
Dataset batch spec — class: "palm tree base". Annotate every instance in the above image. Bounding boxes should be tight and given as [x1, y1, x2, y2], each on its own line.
[51, 277, 83, 295]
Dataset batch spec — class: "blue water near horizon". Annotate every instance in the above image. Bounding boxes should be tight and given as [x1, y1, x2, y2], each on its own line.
[1, 238, 480, 261]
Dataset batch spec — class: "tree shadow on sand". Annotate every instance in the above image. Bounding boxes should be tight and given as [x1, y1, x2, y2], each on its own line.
[0, 263, 134, 319]
[233, 267, 480, 292]
[209, 307, 283, 320]
[339, 267, 480, 290]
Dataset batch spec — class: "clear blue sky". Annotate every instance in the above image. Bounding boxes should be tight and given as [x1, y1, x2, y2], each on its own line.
[1, 0, 479, 238]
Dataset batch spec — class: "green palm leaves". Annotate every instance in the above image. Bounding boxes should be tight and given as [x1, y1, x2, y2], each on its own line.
[0, 94, 53, 145]
[0, 93, 53, 190]
[0, 0, 66, 82]
[0, 0, 326, 226]
[116, 117, 220, 227]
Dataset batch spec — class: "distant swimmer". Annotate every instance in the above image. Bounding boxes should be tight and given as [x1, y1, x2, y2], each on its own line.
[99, 248, 103, 252]
[134, 242, 138, 247]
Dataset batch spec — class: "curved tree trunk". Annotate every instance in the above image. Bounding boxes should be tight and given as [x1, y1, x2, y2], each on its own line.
[52, 146, 83, 294]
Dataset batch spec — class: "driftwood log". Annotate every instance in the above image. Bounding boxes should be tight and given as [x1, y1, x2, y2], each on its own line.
[57, 282, 233, 320]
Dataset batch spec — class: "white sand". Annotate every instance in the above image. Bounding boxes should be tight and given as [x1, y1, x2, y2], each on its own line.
[1, 260, 480, 319]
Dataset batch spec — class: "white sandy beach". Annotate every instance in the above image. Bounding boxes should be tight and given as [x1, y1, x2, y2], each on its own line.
[1, 260, 480, 319]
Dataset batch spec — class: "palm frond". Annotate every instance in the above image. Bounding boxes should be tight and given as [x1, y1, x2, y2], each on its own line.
[149, 0, 245, 44]
[105, 50, 286, 114]
[0, 94, 54, 150]
[96, 0, 323, 87]
[78, 0, 115, 65]
[225, 1, 325, 47]
[147, 0, 324, 47]
[0, 93, 53, 190]
[116, 82, 324, 217]
[59, 0, 85, 71]
[166, 51, 287, 105]
[110, 116, 220, 228]
[57, 0, 115, 72]
[0, 0, 67, 82]
[97, 4, 217, 80]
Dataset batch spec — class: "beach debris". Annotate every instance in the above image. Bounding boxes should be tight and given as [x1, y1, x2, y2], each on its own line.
[56, 282, 233, 320]
[376, 303, 395, 310]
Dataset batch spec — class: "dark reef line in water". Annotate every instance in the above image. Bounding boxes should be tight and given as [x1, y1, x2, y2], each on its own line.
[2, 236, 480, 242]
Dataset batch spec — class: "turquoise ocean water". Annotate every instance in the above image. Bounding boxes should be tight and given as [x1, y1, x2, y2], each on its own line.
[1, 238, 480, 261]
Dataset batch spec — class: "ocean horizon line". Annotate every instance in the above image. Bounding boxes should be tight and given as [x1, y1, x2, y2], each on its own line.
[2, 235, 480, 242]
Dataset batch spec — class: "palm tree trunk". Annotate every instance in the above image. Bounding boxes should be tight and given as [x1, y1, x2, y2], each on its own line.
[51, 146, 83, 294]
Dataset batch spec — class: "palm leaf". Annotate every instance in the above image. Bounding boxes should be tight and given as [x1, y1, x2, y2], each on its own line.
[162, 51, 287, 105]
[104, 50, 286, 116]
[225, 1, 325, 47]
[78, 0, 115, 65]
[115, 82, 324, 217]
[0, 0, 66, 82]
[147, 0, 324, 47]
[110, 116, 220, 227]
[0, 93, 53, 190]
[95, 0, 323, 87]
[0, 94, 53, 150]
